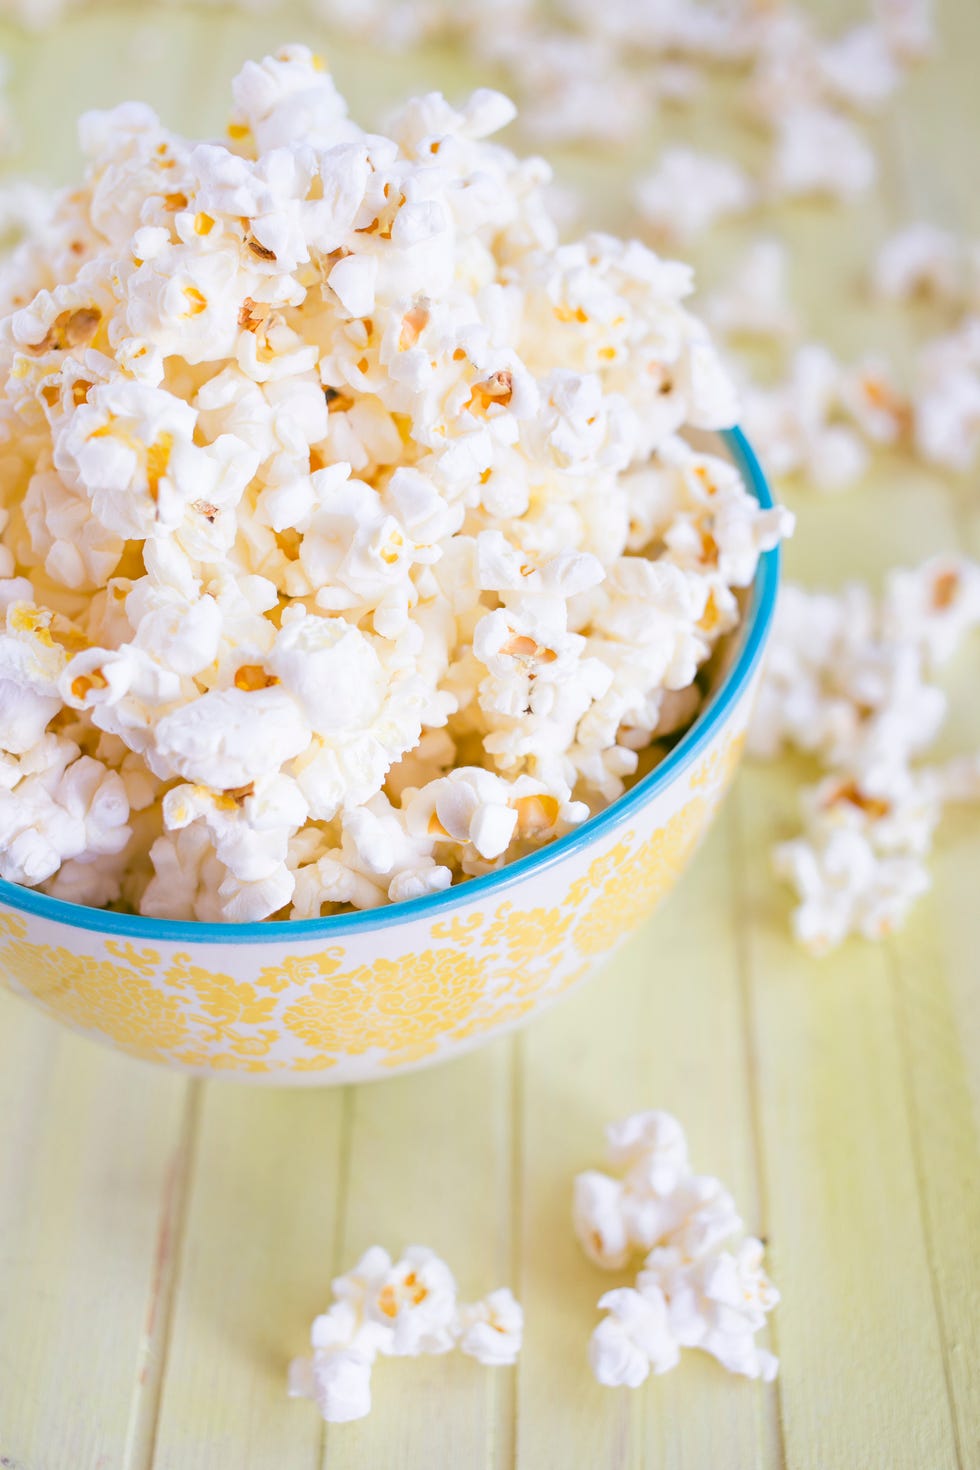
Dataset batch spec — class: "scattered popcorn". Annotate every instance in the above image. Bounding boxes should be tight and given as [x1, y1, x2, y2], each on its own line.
[738, 345, 871, 493]
[817, 25, 902, 112]
[912, 318, 980, 471]
[0, 180, 57, 243]
[634, 148, 755, 244]
[872, 0, 936, 61]
[576, 1110, 778, 1385]
[289, 1246, 521, 1423]
[872, 223, 965, 304]
[0, 47, 789, 921]
[768, 106, 877, 202]
[702, 238, 799, 344]
[751, 562, 980, 952]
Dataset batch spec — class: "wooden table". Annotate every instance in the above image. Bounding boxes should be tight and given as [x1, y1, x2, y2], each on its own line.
[0, 3, 977, 1466]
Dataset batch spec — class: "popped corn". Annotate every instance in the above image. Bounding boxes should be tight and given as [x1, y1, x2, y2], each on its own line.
[738, 345, 871, 493]
[768, 105, 877, 202]
[751, 563, 980, 952]
[871, 223, 965, 304]
[288, 1245, 522, 1423]
[577, 1109, 778, 1385]
[0, 47, 787, 922]
[702, 238, 799, 345]
[633, 147, 755, 245]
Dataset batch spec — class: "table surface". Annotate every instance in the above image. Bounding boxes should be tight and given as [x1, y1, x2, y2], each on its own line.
[0, 2, 978, 1467]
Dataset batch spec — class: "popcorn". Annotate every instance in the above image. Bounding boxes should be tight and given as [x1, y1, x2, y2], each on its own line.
[752, 566, 980, 952]
[769, 106, 877, 202]
[817, 25, 902, 112]
[872, 0, 936, 61]
[911, 320, 980, 472]
[289, 1246, 521, 1424]
[882, 555, 980, 669]
[0, 48, 790, 921]
[0, 735, 130, 887]
[872, 223, 964, 303]
[577, 1110, 778, 1385]
[641, 1239, 779, 1381]
[287, 1347, 374, 1425]
[774, 766, 940, 953]
[702, 238, 799, 344]
[455, 1287, 524, 1365]
[739, 345, 871, 493]
[634, 148, 755, 244]
[590, 1286, 679, 1385]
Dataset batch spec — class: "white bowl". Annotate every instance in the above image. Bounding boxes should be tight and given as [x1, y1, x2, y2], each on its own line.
[0, 429, 778, 1084]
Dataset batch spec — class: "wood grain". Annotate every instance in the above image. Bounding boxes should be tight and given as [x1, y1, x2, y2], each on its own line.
[0, 3, 978, 1468]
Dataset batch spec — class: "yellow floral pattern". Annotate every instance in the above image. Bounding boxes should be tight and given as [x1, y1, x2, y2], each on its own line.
[0, 713, 749, 1079]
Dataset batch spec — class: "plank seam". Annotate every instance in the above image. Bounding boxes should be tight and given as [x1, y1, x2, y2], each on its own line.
[730, 791, 789, 1470]
[320, 1085, 355, 1470]
[888, 944, 966, 1470]
[124, 1079, 203, 1470]
[495, 1035, 523, 1470]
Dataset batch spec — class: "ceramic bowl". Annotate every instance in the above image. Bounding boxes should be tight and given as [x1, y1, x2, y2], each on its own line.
[0, 428, 778, 1084]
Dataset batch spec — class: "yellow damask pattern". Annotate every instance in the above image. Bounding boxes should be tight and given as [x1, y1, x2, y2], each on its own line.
[0, 725, 746, 1077]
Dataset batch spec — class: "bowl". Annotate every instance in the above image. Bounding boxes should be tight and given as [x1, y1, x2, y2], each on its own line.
[0, 428, 778, 1084]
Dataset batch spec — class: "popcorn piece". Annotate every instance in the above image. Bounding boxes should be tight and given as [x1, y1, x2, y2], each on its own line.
[872, 0, 935, 61]
[882, 555, 980, 669]
[769, 107, 876, 201]
[641, 1239, 779, 1381]
[634, 148, 755, 244]
[0, 735, 130, 887]
[872, 223, 964, 303]
[360, 1245, 459, 1357]
[838, 355, 911, 447]
[0, 601, 67, 755]
[287, 1347, 374, 1425]
[703, 238, 798, 344]
[455, 1288, 524, 1365]
[289, 1246, 521, 1424]
[774, 767, 940, 954]
[579, 1109, 778, 1386]
[739, 345, 871, 493]
[589, 1286, 679, 1385]
[604, 1108, 688, 1191]
[817, 25, 902, 112]
[912, 320, 980, 472]
[573, 1170, 632, 1270]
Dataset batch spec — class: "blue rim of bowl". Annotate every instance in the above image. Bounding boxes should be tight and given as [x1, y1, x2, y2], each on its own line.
[0, 426, 779, 943]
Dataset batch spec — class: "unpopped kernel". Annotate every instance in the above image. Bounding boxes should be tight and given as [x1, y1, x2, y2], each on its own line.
[0, 47, 789, 921]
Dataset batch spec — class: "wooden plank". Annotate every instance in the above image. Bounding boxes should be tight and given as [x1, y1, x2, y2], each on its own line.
[515, 807, 783, 1470]
[889, 903, 980, 1467]
[0, 5, 976, 1470]
[734, 763, 960, 1470]
[0, 992, 190, 1470]
[322, 1041, 515, 1470]
[148, 1086, 346, 1470]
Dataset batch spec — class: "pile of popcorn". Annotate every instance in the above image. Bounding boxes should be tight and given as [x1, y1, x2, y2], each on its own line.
[750, 557, 980, 952]
[0, 47, 789, 922]
[288, 1244, 522, 1422]
[574, 1110, 778, 1385]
